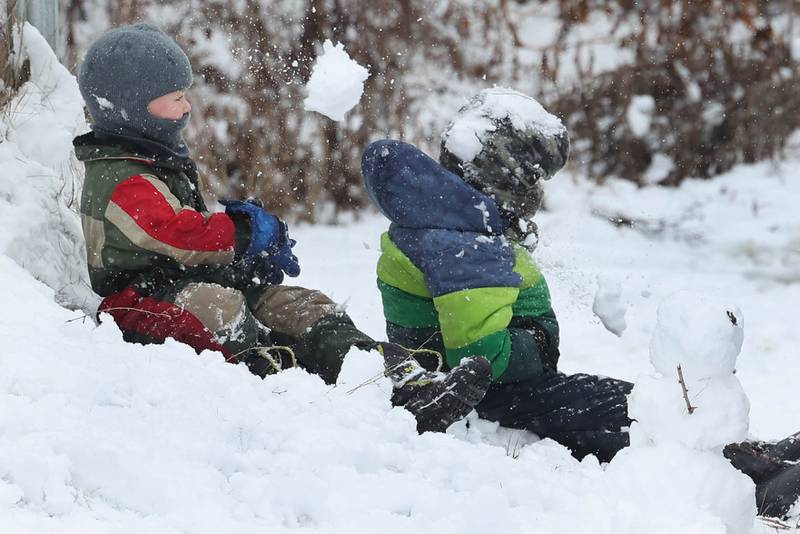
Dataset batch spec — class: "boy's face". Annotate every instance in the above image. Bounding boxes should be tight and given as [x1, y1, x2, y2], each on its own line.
[147, 90, 191, 120]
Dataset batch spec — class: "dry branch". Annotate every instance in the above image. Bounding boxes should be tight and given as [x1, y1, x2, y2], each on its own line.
[676, 365, 696, 415]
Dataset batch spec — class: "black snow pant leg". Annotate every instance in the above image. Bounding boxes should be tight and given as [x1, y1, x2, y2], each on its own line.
[477, 370, 634, 463]
[756, 462, 800, 518]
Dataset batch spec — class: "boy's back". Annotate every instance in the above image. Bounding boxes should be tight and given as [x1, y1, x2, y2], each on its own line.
[363, 139, 560, 383]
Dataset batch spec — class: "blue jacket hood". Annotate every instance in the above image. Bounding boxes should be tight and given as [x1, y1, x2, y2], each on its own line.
[362, 140, 505, 234]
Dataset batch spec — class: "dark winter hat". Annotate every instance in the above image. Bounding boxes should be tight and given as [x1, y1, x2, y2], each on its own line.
[440, 88, 570, 225]
[78, 24, 193, 153]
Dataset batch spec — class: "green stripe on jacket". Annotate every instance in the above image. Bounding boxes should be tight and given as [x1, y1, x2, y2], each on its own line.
[376, 232, 553, 380]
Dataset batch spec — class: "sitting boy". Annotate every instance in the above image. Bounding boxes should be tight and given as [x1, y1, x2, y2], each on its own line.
[362, 88, 800, 517]
[73, 24, 491, 433]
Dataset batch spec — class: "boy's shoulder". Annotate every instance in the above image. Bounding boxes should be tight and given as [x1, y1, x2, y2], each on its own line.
[74, 132, 159, 177]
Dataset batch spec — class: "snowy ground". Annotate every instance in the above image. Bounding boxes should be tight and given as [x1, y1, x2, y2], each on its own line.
[2, 23, 799, 534]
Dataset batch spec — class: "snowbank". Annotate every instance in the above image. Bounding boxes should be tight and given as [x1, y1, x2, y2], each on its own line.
[0, 23, 93, 311]
[0, 255, 749, 534]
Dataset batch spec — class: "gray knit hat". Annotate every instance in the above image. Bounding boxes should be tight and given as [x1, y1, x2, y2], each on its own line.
[78, 24, 193, 152]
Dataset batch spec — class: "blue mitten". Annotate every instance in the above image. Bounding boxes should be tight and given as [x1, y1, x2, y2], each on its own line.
[219, 199, 282, 260]
[270, 220, 301, 277]
[220, 199, 301, 281]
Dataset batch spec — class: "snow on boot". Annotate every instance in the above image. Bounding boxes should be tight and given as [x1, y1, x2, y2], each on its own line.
[377, 342, 492, 433]
[768, 431, 800, 463]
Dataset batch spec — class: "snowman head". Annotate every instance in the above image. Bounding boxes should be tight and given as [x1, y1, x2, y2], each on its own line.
[649, 291, 744, 379]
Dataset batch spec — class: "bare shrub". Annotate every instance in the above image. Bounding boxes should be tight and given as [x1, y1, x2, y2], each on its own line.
[545, 0, 800, 185]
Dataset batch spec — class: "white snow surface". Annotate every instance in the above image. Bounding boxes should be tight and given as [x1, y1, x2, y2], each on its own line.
[607, 445, 756, 534]
[303, 40, 369, 122]
[591, 275, 627, 336]
[2, 25, 800, 534]
[442, 87, 566, 163]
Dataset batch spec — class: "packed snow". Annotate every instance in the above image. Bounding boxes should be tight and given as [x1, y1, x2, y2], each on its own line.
[441, 87, 566, 163]
[303, 40, 369, 122]
[0, 23, 94, 312]
[623, 291, 755, 534]
[1, 22, 799, 534]
[628, 292, 751, 451]
[649, 291, 744, 379]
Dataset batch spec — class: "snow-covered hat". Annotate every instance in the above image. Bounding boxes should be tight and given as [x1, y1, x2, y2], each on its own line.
[439, 88, 569, 220]
[78, 24, 193, 152]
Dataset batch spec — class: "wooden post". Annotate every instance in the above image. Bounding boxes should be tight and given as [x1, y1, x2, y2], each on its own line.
[14, 0, 62, 60]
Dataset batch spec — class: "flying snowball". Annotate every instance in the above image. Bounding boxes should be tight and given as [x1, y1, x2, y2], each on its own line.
[304, 40, 369, 122]
[592, 275, 627, 336]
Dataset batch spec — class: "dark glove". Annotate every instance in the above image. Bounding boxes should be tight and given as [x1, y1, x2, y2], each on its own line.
[219, 198, 300, 282]
[219, 198, 282, 260]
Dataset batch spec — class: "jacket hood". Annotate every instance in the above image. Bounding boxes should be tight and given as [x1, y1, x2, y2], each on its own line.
[361, 139, 505, 235]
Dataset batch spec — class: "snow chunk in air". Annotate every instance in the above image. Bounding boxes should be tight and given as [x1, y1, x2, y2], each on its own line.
[304, 40, 369, 122]
[592, 275, 627, 336]
[442, 87, 566, 163]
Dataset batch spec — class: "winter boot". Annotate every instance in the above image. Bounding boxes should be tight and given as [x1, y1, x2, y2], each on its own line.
[725, 436, 800, 519]
[377, 342, 492, 433]
[724, 441, 788, 483]
[767, 431, 800, 463]
[756, 462, 800, 519]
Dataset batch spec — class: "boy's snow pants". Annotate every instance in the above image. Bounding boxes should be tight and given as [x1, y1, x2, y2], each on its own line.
[98, 281, 373, 383]
[385, 322, 632, 462]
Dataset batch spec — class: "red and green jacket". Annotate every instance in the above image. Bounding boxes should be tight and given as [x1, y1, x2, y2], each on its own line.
[74, 132, 249, 297]
[363, 140, 559, 382]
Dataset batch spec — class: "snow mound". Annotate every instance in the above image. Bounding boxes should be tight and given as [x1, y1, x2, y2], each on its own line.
[442, 87, 566, 163]
[607, 445, 756, 534]
[592, 274, 627, 336]
[304, 40, 369, 122]
[0, 254, 762, 534]
[0, 23, 93, 311]
[650, 291, 744, 379]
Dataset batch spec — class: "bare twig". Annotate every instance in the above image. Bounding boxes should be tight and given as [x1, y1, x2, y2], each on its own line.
[757, 515, 791, 531]
[676, 365, 696, 415]
[65, 306, 173, 323]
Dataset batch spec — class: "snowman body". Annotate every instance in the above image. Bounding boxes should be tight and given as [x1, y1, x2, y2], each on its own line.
[612, 291, 756, 534]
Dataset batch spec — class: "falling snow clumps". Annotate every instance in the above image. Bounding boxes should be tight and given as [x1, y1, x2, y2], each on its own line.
[304, 40, 369, 122]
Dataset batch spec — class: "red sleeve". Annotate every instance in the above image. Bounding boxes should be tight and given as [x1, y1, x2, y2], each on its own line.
[106, 174, 236, 266]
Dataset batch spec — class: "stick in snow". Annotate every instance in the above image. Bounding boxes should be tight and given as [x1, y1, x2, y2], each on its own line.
[676, 364, 696, 414]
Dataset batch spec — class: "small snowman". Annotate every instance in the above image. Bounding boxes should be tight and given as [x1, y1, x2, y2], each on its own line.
[608, 291, 756, 534]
